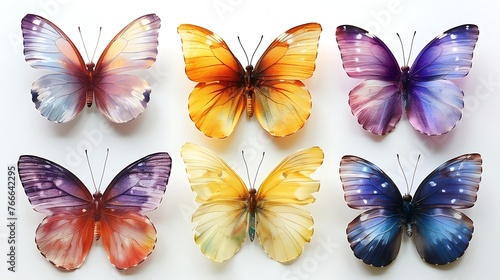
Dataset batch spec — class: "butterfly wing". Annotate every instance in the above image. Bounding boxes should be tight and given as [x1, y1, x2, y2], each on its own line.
[181, 143, 250, 262]
[340, 155, 405, 266]
[99, 152, 171, 269]
[336, 25, 403, 135]
[92, 14, 161, 123]
[411, 153, 481, 264]
[255, 146, 323, 262]
[21, 14, 88, 123]
[406, 24, 479, 135]
[251, 23, 321, 137]
[178, 24, 246, 138]
[17, 155, 94, 270]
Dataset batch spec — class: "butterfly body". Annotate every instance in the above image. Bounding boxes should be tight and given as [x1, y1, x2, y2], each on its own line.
[178, 23, 321, 138]
[22, 13, 161, 123]
[340, 154, 481, 267]
[181, 143, 323, 262]
[18, 152, 171, 270]
[336, 24, 479, 135]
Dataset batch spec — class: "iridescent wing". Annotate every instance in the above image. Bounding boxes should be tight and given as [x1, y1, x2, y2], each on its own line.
[339, 155, 404, 267]
[17, 155, 94, 270]
[411, 153, 481, 264]
[180, 143, 249, 262]
[21, 14, 88, 123]
[406, 24, 479, 135]
[335, 25, 403, 135]
[255, 146, 323, 262]
[93, 13, 161, 123]
[99, 152, 171, 269]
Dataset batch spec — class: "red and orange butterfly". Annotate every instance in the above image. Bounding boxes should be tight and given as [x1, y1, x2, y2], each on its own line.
[177, 23, 322, 138]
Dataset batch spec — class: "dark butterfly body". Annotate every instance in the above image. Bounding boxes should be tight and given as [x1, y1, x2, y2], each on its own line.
[340, 154, 482, 267]
[18, 153, 171, 270]
[336, 24, 479, 135]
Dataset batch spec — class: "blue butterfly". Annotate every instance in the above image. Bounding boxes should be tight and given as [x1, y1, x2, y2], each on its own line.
[336, 24, 479, 136]
[339, 154, 482, 267]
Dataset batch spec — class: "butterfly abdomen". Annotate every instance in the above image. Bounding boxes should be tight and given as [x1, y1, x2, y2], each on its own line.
[245, 65, 255, 117]
[85, 63, 96, 107]
[248, 189, 257, 241]
[93, 192, 103, 240]
[402, 196, 415, 237]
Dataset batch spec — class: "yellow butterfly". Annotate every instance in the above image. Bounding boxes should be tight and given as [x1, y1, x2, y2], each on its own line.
[180, 142, 324, 262]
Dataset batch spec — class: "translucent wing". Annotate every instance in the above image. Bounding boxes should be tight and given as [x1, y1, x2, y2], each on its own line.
[413, 208, 474, 265]
[335, 25, 400, 80]
[93, 14, 161, 123]
[340, 155, 404, 267]
[255, 146, 323, 262]
[409, 24, 479, 80]
[253, 23, 322, 80]
[180, 143, 249, 262]
[178, 24, 246, 138]
[18, 155, 95, 270]
[412, 153, 482, 208]
[340, 155, 403, 209]
[21, 14, 88, 123]
[346, 208, 403, 267]
[100, 210, 158, 269]
[101, 152, 171, 212]
[335, 25, 403, 135]
[177, 24, 244, 82]
[251, 23, 320, 137]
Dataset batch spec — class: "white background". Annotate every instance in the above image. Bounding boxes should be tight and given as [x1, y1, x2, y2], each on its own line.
[1, 0, 499, 279]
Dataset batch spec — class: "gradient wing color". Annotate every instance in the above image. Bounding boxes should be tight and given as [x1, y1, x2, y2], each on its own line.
[410, 153, 481, 264]
[178, 24, 246, 138]
[255, 146, 323, 262]
[181, 143, 249, 262]
[18, 155, 95, 270]
[21, 14, 88, 123]
[336, 25, 402, 135]
[93, 13, 161, 123]
[340, 155, 405, 267]
[98, 152, 170, 269]
[252, 23, 321, 137]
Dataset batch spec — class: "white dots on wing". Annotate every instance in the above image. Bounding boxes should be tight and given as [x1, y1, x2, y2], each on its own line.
[287, 37, 294, 44]
[451, 198, 456, 204]
[381, 182, 388, 188]
[356, 34, 362, 40]
[429, 181, 437, 187]
[453, 212, 463, 220]
[450, 34, 457, 40]
[362, 199, 368, 204]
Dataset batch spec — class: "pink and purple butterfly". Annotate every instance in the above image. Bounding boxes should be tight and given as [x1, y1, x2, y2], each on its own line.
[335, 24, 479, 136]
[21, 13, 161, 123]
[17, 152, 171, 270]
[339, 154, 482, 267]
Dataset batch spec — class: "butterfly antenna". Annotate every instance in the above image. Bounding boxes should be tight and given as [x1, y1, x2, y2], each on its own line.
[97, 148, 110, 192]
[396, 33, 407, 67]
[78, 27, 91, 63]
[242, 151, 253, 187]
[85, 150, 99, 192]
[238, 36, 251, 66]
[397, 154, 411, 194]
[407, 31, 417, 66]
[249, 35, 264, 66]
[409, 154, 421, 194]
[252, 152, 266, 189]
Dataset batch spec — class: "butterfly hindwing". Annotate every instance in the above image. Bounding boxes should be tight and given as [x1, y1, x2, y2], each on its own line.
[178, 23, 321, 138]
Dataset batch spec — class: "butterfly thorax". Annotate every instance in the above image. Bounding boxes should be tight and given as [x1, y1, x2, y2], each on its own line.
[402, 194, 415, 237]
[244, 65, 256, 117]
[248, 188, 257, 241]
[92, 191, 103, 241]
[85, 62, 96, 107]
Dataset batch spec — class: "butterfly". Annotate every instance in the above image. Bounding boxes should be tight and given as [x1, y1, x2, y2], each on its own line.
[21, 13, 161, 123]
[339, 154, 482, 267]
[180, 142, 324, 262]
[177, 23, 322, 138]
[335, 24, 479, 136]
[17, 152, 171, 270]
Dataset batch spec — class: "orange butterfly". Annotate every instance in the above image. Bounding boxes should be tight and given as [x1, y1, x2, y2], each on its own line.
[177, 23, 322, 138]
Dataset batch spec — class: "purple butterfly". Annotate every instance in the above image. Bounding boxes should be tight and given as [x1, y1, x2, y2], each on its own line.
[17, 152, 171, 270]
[336, 24, 479, 135]
[340, 154, 482, 267]
[21, 14, 161, 123]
